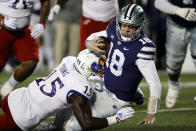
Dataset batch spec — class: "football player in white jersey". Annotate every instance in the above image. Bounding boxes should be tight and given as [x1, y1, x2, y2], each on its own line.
[0, 49, 134, 131]
[0, 0, 50, 100]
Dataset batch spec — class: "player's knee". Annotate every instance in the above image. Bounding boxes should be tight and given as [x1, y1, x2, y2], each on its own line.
[166, 60, 183, 75]
[21, 60, 38, 71]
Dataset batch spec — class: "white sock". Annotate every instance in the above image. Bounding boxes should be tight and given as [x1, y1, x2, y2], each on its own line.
[8, 74, 19, 87]
[0, 75, 19, 97]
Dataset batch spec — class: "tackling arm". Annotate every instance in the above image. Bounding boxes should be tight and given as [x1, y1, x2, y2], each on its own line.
[68, 93, 134, 130]
[68, 93, 108, 130]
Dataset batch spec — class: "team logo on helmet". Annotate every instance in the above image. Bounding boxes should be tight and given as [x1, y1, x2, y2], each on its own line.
[88, 58, 105, 73]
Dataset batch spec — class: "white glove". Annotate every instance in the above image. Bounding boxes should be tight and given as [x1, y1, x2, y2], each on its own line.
[48, 4, 61, 21]
[4, 16, 17, 30]
[107, 107, 134, 125]
[88, 75, 103, 91]
[31, 23, 45, 39]
[116, 107, 134, 121]
[175, 7, 196, 21]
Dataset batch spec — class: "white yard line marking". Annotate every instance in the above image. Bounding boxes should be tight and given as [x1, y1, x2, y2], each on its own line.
[47, 108, 196, 120]
[139, 82, 196, 88]
[137, 107, 196, 113]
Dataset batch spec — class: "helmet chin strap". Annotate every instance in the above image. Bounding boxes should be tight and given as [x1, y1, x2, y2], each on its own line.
[121, 35, 132, 42]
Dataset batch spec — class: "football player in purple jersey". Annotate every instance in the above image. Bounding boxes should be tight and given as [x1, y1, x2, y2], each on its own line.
[62, 4, 162, 130]
[155, 0, 196, 108]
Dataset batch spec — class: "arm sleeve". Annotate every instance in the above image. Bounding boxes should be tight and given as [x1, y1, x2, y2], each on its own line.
[86, 30, 107, 40]
[136, 59, 162, 99]
[85, 30, 107, 47]
[154, 0, 178, 15]
[137, 43, 156, 60]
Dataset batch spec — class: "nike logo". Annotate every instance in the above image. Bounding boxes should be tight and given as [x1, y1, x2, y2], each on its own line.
[123, 47, 129, 50]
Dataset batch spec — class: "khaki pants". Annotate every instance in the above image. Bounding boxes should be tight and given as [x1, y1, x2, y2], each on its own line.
[54, 22, 80, 65]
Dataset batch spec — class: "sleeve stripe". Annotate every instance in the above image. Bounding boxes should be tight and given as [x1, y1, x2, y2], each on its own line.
[140, 51, 155, 56]
[66, 90, 89, 103]
[137, 53, 154, 59]
[141, 47, 156, 52]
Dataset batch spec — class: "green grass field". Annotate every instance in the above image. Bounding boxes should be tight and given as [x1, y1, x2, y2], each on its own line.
[0, 72, 196, 131]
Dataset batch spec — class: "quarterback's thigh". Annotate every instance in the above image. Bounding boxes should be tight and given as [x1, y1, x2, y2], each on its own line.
[90, 90, 117, 117]
[166, 19, 188, 69]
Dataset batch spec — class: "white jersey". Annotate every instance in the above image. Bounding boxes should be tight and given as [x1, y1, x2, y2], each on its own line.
[0, 0, 36, 29]
[8, 56, 93, 131]
[82, 0, 119, 22]
[0, 0, 34, 17]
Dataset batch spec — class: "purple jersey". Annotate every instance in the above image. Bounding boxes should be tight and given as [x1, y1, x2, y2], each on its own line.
[104, 20, 156, 101]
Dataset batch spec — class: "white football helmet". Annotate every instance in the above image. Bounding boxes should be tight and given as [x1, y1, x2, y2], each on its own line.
[74, 49, 106, 78]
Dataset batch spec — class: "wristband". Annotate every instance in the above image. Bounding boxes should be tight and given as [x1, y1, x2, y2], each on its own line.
[147, 96, 160, 114]
[106, 116, 117, 125]
[39, 22, 45, 28]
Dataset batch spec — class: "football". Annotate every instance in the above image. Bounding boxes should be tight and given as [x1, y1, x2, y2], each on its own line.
[97, 36, 110, 52]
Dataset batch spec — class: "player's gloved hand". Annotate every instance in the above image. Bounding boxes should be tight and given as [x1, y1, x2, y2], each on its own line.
[88, 75, 103, 91]
[175, 7, 196, 21]
[31, 23, 45, 39]
[107, 107, 134, 125]
[133, 88, 145, 105]
[4, 16, 17, 30]
[137, 114, 156, 126]
[115, 107, 134, 122]
[48, 4, 61, 21]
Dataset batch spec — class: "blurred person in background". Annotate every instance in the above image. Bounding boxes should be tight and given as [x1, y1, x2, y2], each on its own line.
[155, 0, 196, 108]
[132, 0, 167, 70]
[51, 0, 81, 66]
[31, 0, 55, 72]
[0, 0, 50, 98]
[48, 0, 133, 51]
[79, 0, 119, 50]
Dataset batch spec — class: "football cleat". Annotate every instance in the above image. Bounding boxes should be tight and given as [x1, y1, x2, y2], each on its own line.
[165, 81, 181, 108]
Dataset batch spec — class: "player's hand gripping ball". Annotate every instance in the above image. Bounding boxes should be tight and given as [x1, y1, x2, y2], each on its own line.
[97, 36, 110, 52]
